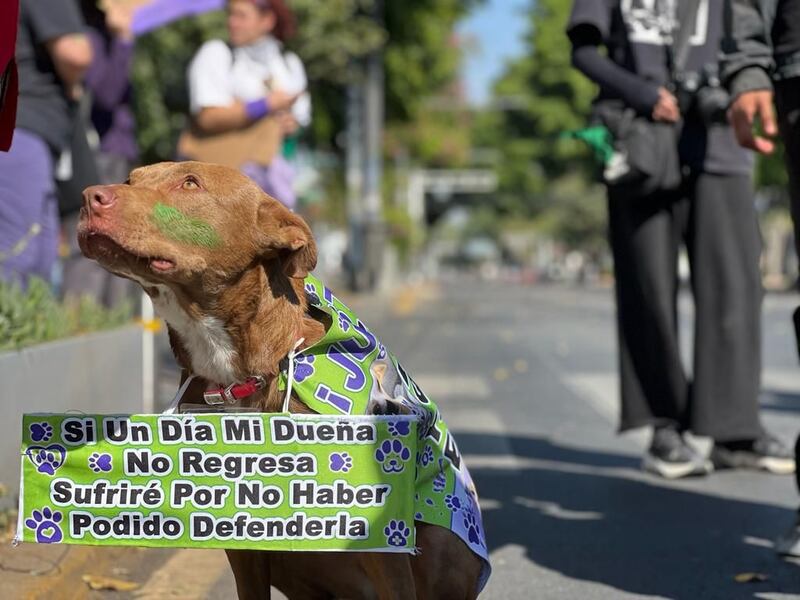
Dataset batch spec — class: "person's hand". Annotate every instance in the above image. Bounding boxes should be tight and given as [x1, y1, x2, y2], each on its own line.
[278, 112, 299, 135]
[267, 90, 300, 113]
[652, 87, 680, 123]
[727, 89, 777, 154]
[104, 3, 134, 42]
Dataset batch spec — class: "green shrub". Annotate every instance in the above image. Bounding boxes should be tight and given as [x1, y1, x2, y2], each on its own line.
[0, 279, 134, 352]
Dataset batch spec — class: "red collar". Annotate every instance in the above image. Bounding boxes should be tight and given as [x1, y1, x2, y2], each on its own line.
[204, 375, 267, 406]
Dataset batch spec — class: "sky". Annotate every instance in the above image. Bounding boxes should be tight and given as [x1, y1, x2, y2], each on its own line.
[457, 0, 529, 106]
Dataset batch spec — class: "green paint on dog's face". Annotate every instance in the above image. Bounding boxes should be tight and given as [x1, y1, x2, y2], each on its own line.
[150, 203, 221, 248]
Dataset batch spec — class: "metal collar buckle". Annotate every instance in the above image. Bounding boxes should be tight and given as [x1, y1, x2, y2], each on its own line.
[204, 375, 267, 406]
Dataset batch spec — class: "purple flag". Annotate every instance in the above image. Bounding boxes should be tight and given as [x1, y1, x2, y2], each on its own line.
[131, 0, 225, 37]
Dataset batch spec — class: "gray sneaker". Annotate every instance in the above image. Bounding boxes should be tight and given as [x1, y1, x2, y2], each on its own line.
[642, 427, 712, 479]
[710, 432, 795, 475]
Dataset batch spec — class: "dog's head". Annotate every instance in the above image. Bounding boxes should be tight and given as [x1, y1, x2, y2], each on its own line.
[78, 162, 320, 385]
[78, 161, 316, 292]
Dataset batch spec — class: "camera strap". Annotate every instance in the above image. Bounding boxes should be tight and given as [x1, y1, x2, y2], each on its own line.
[666, 0, 703, 78]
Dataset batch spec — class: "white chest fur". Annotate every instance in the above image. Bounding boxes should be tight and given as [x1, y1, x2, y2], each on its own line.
[151, 286, 238, 384]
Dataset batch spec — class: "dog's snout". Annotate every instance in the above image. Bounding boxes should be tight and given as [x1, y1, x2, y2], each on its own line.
[84, 186, 116, 211]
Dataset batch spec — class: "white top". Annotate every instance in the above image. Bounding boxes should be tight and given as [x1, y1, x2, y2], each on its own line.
[188, 36, 311, 127]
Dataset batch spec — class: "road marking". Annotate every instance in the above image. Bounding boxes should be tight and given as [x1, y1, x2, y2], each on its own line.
[561, 373, 618, 422]
[512, 497, 603, 521]
[134, 549, 229, 599]
[762, 368, 800, 393]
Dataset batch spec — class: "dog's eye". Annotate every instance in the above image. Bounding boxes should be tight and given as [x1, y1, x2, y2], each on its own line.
[182, 177, 200, 190]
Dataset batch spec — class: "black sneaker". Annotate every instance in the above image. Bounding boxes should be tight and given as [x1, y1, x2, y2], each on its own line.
[710, 432, 795, 474]
[775, 512, 800, 557]
[642, 427, 712, 479]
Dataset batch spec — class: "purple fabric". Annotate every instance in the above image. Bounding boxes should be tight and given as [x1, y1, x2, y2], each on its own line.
[245, 98, 270, 121]
[0, 129, 59, 286]
[85, 29, 138, 161]
[131, 0, 225, 37]
[241, 157, 296, 210]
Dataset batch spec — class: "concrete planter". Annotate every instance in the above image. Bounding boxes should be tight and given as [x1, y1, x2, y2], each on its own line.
[0, 325, 146, 494]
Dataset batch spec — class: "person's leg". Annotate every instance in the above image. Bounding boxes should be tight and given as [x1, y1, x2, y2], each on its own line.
[688, 171, 794, 472]
[0, 129, 59, 286]
[774, 77, 800, 555]
[687, 172, 763, 439]
[609, 186, 686, 430]
[608, 184, 708, 478]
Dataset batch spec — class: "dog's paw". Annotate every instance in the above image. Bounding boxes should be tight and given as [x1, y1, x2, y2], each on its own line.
[387, 420, 411, 436]
[292, 354, 316, 383]
[444, 494, 462, 512]
[462, 510, 484, 547]
[374, 439, 411, 474]
[88, 452, 113, 473]
[417, 444, 434, 467]
[383, 519, 410, 547]
[329, 452, 353, 473]
[337, 311, 351, 331]
[26, 444, 67, 476]
[29, 422, 53, 442]
[432, 471, 447, 493]
[25, 507, 63, 544]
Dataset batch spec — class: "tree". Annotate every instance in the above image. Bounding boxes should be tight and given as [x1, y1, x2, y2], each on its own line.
[473, 0, 597, 217]
[130, 1, 479, 163]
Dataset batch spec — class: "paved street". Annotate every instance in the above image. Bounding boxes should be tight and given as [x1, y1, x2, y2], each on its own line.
[347, 275, 800, 600]
[8, 276, 800, 599]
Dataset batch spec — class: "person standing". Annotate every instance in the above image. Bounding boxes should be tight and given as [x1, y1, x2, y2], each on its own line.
[0, 0, 92, 286]
[567, 0, 794, 478]
[722, 0, 800, 553]
[184, 0, 309, 209]
[58, 0, 139, 308]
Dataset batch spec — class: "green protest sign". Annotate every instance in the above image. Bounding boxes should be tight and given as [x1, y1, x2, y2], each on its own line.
[17, 414, 417, 553]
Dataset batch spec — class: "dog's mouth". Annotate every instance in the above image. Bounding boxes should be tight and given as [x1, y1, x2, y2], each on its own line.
[81, 232, 177, 275]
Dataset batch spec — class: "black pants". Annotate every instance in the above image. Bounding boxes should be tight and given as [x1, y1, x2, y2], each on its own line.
[775, 78, 800, 492]
[609, 172, 763, 442]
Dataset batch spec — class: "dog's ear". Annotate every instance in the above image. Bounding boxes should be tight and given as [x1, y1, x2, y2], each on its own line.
[257, 200, 317, 278]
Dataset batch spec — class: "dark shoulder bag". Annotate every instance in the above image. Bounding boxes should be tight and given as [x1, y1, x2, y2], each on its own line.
[595, 0, 701, 196]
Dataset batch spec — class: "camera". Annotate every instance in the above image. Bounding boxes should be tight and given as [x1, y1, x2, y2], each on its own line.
[672, 65, 730, 124]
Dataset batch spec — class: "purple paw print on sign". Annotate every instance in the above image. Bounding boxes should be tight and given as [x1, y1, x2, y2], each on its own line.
[337, 311, 351, 331]
[384, 520, 410, 547]
[375, 439, 411, 474]
[25, 507, 63, 544]
[329, 452, 353, 473]
[418, 445, 434, 467]
[388, 420, 411, 437]
[433, 471, 447, 493]
[29, 422, 53, 442]
[293, 354, 316, 383]
[304, 283, 321, 306]
[26, 444, 66, 476]
[463, 510, 484, 547]
[88, 452, 112, 473]
[444, 494, 462, 512]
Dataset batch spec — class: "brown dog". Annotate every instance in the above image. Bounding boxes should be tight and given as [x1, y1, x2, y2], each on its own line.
[77, 161, 485, 599]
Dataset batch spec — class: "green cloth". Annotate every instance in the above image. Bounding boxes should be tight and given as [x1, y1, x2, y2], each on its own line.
[562, 125, 615, 165]
[277, 275, 491, 592]
[19, 413, 418, 552]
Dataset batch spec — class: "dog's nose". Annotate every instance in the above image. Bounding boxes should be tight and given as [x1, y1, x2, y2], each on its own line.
[84, 186, 116, 211]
